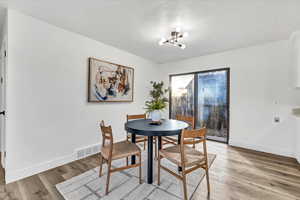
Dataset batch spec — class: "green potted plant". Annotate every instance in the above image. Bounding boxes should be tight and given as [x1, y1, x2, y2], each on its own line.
[145, 81, 169, 123]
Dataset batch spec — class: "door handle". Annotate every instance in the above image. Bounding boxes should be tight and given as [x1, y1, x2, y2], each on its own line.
[0, 111, 5, 115]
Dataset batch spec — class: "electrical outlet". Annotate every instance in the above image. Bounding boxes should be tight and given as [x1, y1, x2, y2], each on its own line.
[274, 117, 280, 123]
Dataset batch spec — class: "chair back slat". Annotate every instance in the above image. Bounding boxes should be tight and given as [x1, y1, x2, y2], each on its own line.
[100, 120, 113, 148]
[176, 115, 195, 129]
[182, 128, 206, 139]
[127, 114, 146, 121]
[182, 138, 205, 145]
[104, 135, 112, 139]
[180, 128, 207, 166]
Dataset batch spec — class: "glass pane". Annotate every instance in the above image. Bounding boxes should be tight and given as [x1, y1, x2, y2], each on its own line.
[197, 70, 228, 142]
[170, 75, 194, 119]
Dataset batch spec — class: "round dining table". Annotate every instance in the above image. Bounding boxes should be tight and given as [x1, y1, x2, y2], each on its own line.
[125, 119, 189, 184]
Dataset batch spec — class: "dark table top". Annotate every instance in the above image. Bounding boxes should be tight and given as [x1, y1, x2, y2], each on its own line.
[125, 119, 189, 136]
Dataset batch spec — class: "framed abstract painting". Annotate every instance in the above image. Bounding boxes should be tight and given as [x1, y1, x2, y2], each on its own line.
[88, 57, 134, 102]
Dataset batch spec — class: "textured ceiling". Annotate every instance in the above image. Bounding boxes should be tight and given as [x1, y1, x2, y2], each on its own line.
[1, 0, 300, 63]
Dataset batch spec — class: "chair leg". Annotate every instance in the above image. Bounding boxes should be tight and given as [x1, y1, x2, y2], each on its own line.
[157, 154, 161, 185]
[105, 159, 112, 195]
[205, 166, 210, 195]
[182, 172, 188, 200]
[126, 135, 131, 165]
[99, 154, 103, 177]
[193, 138, 196, 149]
[139, 153, 142, 184]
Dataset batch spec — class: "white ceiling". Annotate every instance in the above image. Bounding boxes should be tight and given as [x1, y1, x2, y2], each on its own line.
[1, 0, 300, 63]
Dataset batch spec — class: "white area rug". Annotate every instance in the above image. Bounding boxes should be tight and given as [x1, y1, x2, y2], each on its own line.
[56, 152, 216, 200]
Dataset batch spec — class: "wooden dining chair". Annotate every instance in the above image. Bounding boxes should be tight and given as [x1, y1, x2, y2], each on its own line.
[157, 128, 210, 200]
[126, 114, 157, 164]
[99, 120, 142, 195]
[126, 114, 148, 150]
[162, 115, 196, 148]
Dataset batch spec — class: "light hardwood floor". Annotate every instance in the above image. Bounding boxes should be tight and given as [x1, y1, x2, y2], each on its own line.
[0, 141, 299, 200]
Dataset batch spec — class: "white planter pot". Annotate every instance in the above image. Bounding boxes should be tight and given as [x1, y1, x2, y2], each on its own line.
[150, 110, 162, 122]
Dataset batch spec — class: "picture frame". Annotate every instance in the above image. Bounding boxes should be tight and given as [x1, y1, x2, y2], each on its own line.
[88, 57, 134, 102]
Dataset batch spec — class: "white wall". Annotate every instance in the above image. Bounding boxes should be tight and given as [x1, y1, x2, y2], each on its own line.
[0, 10, 7, 168]
[159, 40, 300, 159]
[296, 118, 300, 162]
[290, 31, 300, 89]
[5, 10, 158, 183]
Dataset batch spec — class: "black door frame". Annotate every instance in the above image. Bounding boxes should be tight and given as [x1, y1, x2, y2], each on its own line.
[169, 67, 230, 144]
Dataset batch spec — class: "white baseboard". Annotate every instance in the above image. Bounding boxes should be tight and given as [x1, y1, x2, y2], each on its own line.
[5, 153, 76, 184]
[6, 143, 102, 183]
[229, 140, 295, 158]
[296, 154, 300, 164]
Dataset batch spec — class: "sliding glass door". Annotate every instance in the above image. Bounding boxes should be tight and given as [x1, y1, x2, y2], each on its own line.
[170, 74, 194, 119]
[196, 70, 229, 142]
[170, 68, 229, 143]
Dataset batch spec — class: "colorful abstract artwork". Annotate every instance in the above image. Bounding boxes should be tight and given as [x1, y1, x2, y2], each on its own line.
[88, 58, 134, 102]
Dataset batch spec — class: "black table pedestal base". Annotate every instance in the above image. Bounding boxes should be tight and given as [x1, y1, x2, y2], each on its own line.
[131, 133, 136, 164]
[178, 133, 182, 171]
[147, 136, 153, 184]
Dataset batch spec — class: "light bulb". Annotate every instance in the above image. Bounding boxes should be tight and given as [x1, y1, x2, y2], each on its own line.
[158, 38, 166, 46]
[180, 44, 186, 49]
[183, 32, 189, 37]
